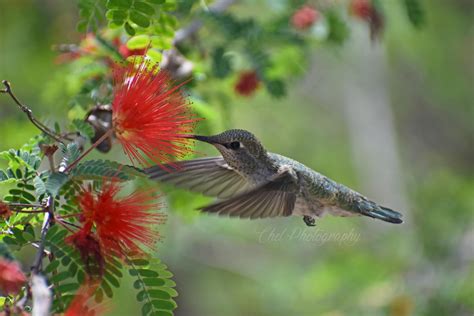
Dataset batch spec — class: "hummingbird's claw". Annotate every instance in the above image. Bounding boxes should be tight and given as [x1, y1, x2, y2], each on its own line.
[303, 216, 316, 227]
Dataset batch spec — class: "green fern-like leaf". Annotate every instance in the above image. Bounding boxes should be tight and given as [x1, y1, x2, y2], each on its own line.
[72, 119, 95, 139]
[77, 0, 107, 32]
[71, 159, 143, 181]
[128, 257, 178, 316]
[45, 172, 69, 196]
[60, 143, 81, 166]
[45, 225, 126, 312]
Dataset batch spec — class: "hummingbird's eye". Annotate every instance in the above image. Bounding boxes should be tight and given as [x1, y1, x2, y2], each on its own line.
[229, 141, 240, 150]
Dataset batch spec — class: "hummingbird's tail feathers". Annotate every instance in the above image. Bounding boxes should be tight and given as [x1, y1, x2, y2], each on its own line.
[356, 200, 403, 224]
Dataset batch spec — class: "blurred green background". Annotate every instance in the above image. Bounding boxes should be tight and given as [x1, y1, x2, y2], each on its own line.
[1, 0, 473, 315]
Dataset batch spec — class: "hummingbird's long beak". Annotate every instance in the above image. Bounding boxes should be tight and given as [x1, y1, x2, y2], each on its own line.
[189, 135, 217, 144]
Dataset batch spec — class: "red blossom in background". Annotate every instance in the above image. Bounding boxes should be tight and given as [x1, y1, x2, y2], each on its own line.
[235, 71, 260, 96]
[291, 5, 319, 30]
[349, 0, 384, 40]
[112, 60, 197, 166]
[66, 181, 165, 270]
[350, 0, 373, 20]
[0, 259, 26, 295]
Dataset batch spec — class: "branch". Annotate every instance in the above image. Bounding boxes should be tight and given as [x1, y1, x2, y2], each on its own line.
[30, 198, 53, 274]
[173, 0, 237, 45]
[1, 80, 64, 143]
[31, 274, 52, 316]
[64, 127, 114, 173]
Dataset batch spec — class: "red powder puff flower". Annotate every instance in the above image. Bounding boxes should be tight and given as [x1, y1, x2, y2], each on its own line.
[0, 201, 12, 219]
[291, 5, 319, 30]
[235, 71, 260, 96]
[0, 259, 27, 295]
[67, 181, 166, 266]
[112, 59, 197, 166]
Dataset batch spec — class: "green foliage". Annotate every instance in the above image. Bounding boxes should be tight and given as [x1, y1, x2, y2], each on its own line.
[72, 119, 95, 139]
[70, 159, 143, 181]
[78, 0, 106, 32]
[128, 257, 178, 316]
[325, 10, 349, 44]
[403, 0, 425, 28]
[45, 172, 69, 196]
[2, 225, 37, 251]
[104, 0, 178, 37]
[212, 47, 232, 79]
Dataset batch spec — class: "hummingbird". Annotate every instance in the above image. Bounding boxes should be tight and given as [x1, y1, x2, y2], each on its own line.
[145, 129, 403, 226]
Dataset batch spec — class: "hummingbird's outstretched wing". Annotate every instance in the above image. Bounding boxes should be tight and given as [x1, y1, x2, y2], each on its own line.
[144, 157, 252, 199]
[199, 170, 298, 219]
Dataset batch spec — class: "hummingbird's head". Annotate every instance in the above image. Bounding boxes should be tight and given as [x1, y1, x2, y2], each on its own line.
[191, 129, 268, 170]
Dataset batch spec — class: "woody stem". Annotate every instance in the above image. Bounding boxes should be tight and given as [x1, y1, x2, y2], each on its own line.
[64, 128, 114, 173]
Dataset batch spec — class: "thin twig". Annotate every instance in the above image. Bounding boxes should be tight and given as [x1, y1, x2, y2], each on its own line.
[64, 128, 114, 173]
[1, 80, 64, 143]
[9, 202, 45, 208]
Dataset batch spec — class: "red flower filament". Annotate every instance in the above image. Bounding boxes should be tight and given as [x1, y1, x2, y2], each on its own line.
[112, 60, 197, 166]
[66, 181, 166, 269]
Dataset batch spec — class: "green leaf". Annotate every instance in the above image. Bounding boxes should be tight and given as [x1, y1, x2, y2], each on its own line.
[106, 9, 128, 21]
[134, 1, 155, 16]
[142, 278, 165, 287]
[134, 279, 143, 289]
[45, 173, 69, 196]
[131, 258, 149, 266]
[72, 119, 95, 139]
[127, 35, 151, 49]
[9, 189, 36, 202]
[70, 159, 142, 181]
[44, 260, 60, 274]
[23, 225, 36, 242]
[148, 0, 165, 4]
[101, 279, 114, 298]
[137, 269, 159, 278]
[50, 271, 71, 283]
[11, 227, 27, 244]
[142, 302, 152, 316]
[265, 79, 286, 98]
[2, 236, 18, 246]
[95, 287, 104, 303]
[104, 272, 120, 288]
[148, 289, 171, 300]
[326, 10, 349, 45]
[106, 0, 132, 9]
[151, 299, 175, 310]
[56, 283, 80, 294]
[0, 169, 16, 183]
[125, 21, 136, 35]
[404, 0, 425, 28]
[212, 47, 232, 78]
[130, 10, 150, 28]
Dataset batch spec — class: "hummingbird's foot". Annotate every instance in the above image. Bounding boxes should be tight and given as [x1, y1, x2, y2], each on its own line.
[303, 216, 316, 227]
